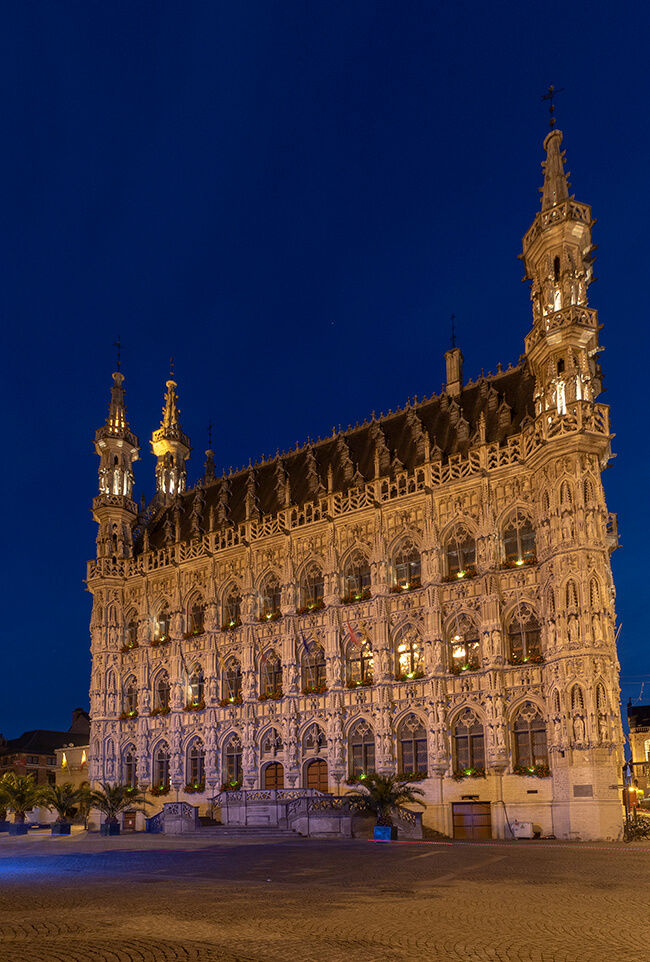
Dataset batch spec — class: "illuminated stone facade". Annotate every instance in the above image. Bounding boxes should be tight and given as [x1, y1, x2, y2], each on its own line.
[87, 129, 624, 840]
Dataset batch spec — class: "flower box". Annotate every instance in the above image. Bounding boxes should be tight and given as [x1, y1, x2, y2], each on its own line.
[220, 780, 242, 792]
[341, 588, 372, 605]
[502, 557, 537, 569]
[396, 670, 426, 682]
[100, 822, 120, 836]
[120, 642, 139, 653]
[184, 700, 205, 712]
[149, 785, 171, 797]
[258, 690, 283, 701]
[184, 783, 205, 794]
[119, 710, 139, 720]
[259, 610, 282, 622]
[513, 764, 551, 778]
[508, 654, 545, 666]
[51, 822, 71, 835]
[297, 599, 325, 615]
[396, 771, 428, 782]
[346, 679, 374, 689]
[183, 627, 204, 639]
[449, 663, 480, 675]
[221, 618, 242, 632]
[219, 695, 243, 707]
[150, 706, 170, 716]
[452, 767, 487, 781]
[150, 635, 171, 648]
[301, 685, 328, 695]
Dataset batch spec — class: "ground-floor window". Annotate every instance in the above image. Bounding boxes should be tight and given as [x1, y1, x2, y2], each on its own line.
[264, 762, 284, 789]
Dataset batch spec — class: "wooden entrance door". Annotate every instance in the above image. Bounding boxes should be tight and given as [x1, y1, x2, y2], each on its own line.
[264, 762, 284, 789]
[452, 802, 491, 839]
[123, 811, 137, 832]
[306, 759, 328, 792]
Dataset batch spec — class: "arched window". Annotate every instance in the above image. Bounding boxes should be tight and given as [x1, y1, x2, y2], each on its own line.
[260, 572, 282, 619]
[343, 550, 371, 601]
[188, 599, 204, 635]
[453, 709, 485, 772]
[264, 762, 284, 789]
[347, 640, 374, 687]
[395, 627, 425, 680]
[565, 580, 579, 611]
[261, 650, 283, 696]
[125, 615, 138, 648]
[300, 561, 324, 610]
[552, 689, 561, 715]
[155, 604, 171, 641]
[223, 585, 242, 628]
[223, 657, 242, 701]
[398, 714, 427, 774]
[507, 608, 542, 664]
[560, 480, 573, 508]
[513, 703, 548, 768]
[302, 643, 327, 691]
[448, 616, 480, 672]
[224, 733, 243, 784]
[187, 664, 205, 708]
[393, 541, 421, 589]
[503, 513, 536, 566]
[596, 684, 607, 713]
[155, 671, 170, 711]
[124, 679, 138, 715]
[153, 742, 170, 789]
[349, 719, 375, 777]
[571, 685, 584, 712]
[589, 578, 601, 610]
[583, 478, 595, 505]
[261, 727, 283, 758]
[546, 587, 556, 618]
[303, 723, 326, 756]
[445, 525, 476, 579]
[187, 739, 205, 788]
[124, 746, 137, 788]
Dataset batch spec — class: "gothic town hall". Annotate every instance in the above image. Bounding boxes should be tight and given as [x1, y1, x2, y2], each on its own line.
[87, 128, 624, 841]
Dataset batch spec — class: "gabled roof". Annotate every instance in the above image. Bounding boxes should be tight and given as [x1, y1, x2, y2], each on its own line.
[141, 361, 535, 552]
[0, 729, 89, 756]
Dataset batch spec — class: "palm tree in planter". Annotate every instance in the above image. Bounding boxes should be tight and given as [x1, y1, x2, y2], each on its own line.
[344, 773, 425, 841]
[89, 782, 149, 835]
[39, 782, 89, 835]
[0, 773, 42, 835]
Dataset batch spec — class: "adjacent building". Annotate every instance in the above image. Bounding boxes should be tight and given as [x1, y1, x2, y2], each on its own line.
[0, 709, 90, 787]
[87, 128, 625, 840]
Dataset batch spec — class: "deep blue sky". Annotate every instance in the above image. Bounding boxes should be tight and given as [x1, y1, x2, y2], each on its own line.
[1, 2, 648, 737]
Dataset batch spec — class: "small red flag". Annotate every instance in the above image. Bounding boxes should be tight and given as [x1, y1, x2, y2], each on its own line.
[347, 618, 362, 649]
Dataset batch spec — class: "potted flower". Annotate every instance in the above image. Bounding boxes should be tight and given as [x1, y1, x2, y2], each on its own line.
[0, 773, 41, 835]
[344, 772, 425, 841]
[89, 782, 149, 836]
[39, 782, 89, 835]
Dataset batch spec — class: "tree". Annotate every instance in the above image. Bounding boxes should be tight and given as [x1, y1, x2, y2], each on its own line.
[0, 773, 42, 824]
[88, 782, 149, 825]
[344, 772, 425, 826]
[38, 782, 89, 824]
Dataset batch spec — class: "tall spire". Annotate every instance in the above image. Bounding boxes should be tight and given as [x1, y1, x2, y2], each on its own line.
[93, 371, 140, 559]
[540, 129, 569, 211]
[151, 375, 191, 501]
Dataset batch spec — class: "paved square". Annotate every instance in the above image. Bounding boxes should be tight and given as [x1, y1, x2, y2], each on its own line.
[0, 832, 648, 961]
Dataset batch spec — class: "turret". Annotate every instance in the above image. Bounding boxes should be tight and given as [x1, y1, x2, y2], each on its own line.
[151, 377, 191, 501]
[93, 371, 140, 559]
[522, 129, 603, 415]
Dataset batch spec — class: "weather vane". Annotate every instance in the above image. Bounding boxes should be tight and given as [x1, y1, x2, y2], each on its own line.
[207, 420, 213, 449]
[170, 355, 174, 378]
[113, 335, 122, 371]
[450, 314, 456, 349]
[541, 84, 564, 129]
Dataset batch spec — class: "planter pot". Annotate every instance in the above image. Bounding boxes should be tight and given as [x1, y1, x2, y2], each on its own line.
[0, 821, 11, 832]
[51, 823, 71, 835]
[8, 824, 30, 836]
[100, 822, 121, 836]
[374, 825, 398, 842]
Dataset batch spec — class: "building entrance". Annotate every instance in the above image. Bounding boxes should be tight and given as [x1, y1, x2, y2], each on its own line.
[452, 802, 491, 839]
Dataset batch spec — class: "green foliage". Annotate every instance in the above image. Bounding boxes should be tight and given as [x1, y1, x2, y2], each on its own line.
[0, 772, 42, 823]
[38, 782, 89, 823]
[88, 782, 150, 824]
[344, 772, 425, 827]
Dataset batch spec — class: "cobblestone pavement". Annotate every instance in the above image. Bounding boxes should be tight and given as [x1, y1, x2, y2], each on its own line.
[0, 832, 648, 962]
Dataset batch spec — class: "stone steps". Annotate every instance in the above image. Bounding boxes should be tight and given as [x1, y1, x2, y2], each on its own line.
[199, 825, 299, 839]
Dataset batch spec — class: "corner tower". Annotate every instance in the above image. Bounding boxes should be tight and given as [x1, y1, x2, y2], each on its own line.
[151, 376, 191, 501]
[93, 371, 140, 559]
[522, 129, 602, 413]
